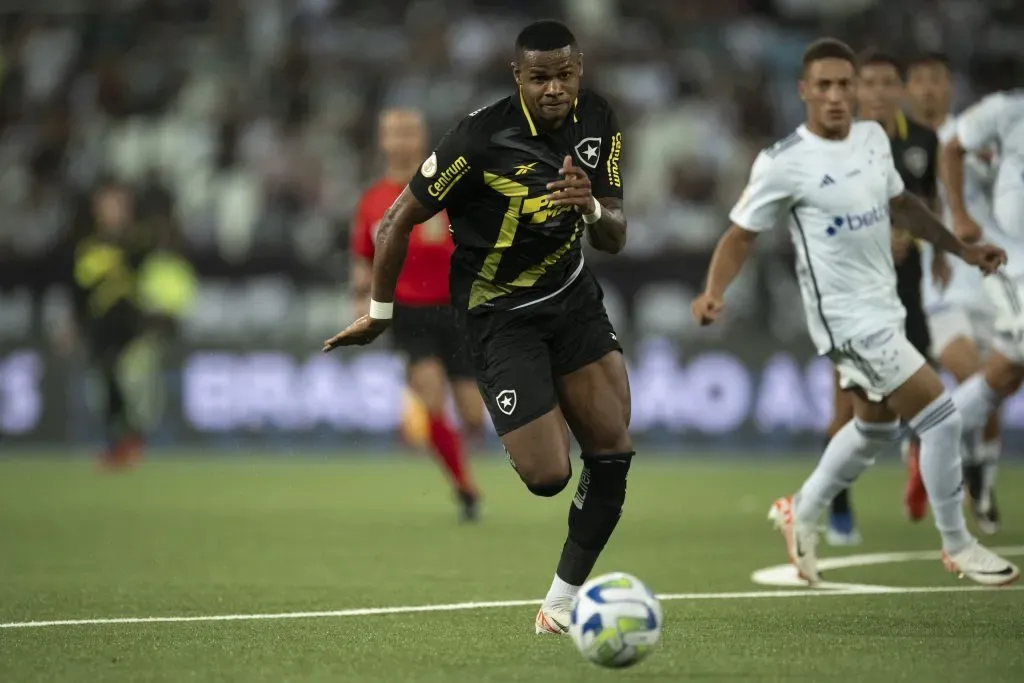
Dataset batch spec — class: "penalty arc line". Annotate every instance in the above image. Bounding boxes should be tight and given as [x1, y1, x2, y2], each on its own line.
[1, 584, 1021, 630]
[751, 544, 1024, 590]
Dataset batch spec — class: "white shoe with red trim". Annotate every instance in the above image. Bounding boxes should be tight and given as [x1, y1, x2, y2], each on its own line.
[768, 495, 821, 586]
[534, 602, 571, 635]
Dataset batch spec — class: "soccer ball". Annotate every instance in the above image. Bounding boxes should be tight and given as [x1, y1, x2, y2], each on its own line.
[568, 572, 662, 668]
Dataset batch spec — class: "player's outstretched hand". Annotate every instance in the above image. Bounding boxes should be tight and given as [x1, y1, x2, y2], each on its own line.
[960, 243, 1008, 275]
[322, 315, 391, 352]
[690, 293, 724, 326]
[547, 155, 595, 212]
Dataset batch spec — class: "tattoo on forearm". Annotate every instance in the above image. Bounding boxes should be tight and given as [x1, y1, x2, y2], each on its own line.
[890, 192, 962, 255]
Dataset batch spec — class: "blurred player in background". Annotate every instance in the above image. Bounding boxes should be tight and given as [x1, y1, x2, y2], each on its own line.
[69, 180, 145, 469]
[351, 108, 483, 523]
[823, 50, 942, 545]
[906, 53, 1003, 533]
[694, 38, 1018, 586]
[329, 20, 635, 633]
[944, 90, 1024, 523]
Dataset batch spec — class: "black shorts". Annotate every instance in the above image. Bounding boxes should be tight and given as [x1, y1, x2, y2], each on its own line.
[391, 303, 474, 378]
[461, 268, 622, 436]
[87, 305, 141, 366]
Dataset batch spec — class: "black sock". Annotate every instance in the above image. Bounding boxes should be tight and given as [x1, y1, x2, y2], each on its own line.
[822, 435, 852, 516]
[102, 363, 132, 443]
[963, 463, 983, 502]
[831, 487, 851, 515]
[555, 453, 632, 585]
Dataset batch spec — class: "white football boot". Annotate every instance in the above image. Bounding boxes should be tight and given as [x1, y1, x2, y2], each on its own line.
[534, 601, 571, 635]
[768, 496, 822, 585]
[942, 540, 1020, 586]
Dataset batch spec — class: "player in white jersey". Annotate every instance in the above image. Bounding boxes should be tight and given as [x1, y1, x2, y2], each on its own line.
[943, 89, 1024, 504]
[906, 54, 1003, 533]
[692, 38, 1018, 587]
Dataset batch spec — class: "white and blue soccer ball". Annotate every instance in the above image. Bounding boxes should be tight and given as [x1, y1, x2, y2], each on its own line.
[568, 571, 662, 668]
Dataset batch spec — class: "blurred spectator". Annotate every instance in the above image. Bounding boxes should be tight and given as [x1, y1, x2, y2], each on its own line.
[0, 0, 1019, 268]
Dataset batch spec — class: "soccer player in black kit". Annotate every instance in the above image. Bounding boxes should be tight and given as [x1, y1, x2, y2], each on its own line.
[70, 180, 146, 469]
[323, 21, 632, 634]
[825, 49, 944, 544]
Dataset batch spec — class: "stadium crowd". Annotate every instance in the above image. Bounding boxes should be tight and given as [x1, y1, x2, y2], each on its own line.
[2, 0, 1022, 274]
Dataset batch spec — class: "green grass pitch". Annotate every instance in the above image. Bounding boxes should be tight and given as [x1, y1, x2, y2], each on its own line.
[1, 453, 1022, 682]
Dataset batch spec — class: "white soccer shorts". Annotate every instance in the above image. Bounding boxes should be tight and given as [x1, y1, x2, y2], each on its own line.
[983, 271, 1024, 364]
[927, 306, 996, 358]
[832, 327, 928, 403]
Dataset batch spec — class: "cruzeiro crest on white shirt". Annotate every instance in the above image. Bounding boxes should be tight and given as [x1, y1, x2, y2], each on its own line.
[574, 137, 601, 169]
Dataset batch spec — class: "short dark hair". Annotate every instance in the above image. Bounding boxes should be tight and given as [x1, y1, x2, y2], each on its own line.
[515, 20, 577, 54]
[802, 38, 856, 75]
[857, 48, 904, 78]
[907, 51, 951, 72]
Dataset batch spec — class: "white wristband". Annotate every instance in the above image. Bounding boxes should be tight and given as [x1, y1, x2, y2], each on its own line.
[368, 299, 394, 320]
[582, 200, 602, 224]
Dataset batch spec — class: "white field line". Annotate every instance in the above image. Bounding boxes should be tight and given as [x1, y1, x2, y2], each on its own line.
[2, 584, 1021, 630]
[751, 545, 1024, 588]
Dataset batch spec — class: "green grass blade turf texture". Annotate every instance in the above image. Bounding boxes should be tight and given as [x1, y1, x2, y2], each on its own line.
[1, 456, 1022, 683]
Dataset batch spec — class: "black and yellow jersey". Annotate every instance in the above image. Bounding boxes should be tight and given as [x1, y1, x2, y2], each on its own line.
[888, 110, 939, 354]
[72, 234, 141, 341]
[890, 110, 938, 202]
[408, 89, 623, 313]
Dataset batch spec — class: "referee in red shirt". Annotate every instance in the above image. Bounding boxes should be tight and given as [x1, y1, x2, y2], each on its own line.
[350, 108, 483, 521]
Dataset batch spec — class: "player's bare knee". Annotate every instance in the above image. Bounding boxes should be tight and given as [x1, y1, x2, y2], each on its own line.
[593, 431, 632, 457]
[459, 409, 485, 435]
[519, 458, 572, 497]
[408, 359, 448, 414]
[825, 418, 848, 440]
[984, 353, 1024, 397]
[578, 413, 631, 455]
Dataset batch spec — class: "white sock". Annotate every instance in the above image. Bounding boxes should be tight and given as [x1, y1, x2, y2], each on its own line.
[976, 438, 1001, 491]
[544, 574, 579, 607]
[909, 392, 972, 554]
[951, 374, 1000, 433]
[794, 418, 901, 525]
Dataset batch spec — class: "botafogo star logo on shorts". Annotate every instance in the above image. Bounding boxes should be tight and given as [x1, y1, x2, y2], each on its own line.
[496, 389, 517, 416]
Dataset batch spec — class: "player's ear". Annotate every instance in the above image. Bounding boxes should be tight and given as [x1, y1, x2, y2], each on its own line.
[797, 78, 808, 103]
[512, 60, 521, 87]
[577, 51, 584, 79]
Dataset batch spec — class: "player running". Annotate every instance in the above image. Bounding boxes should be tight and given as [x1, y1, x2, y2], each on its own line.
[692, 38, 1018, 586]
[325, 21, 635, 633]
[944, 90, 1024, 507]
[823, 50, 944, 545]
[906, 54, 1004, 533]
[351, 108, 483, 523]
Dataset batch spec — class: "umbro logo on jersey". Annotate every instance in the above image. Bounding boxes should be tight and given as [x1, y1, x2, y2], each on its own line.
[820, 174, 836, 187]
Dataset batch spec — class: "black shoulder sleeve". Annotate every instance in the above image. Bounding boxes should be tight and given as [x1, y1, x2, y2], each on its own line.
[591, 104, 624, 200]
[408, 115, 481, 213]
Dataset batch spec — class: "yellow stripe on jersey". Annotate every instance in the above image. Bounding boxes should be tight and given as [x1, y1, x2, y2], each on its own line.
[518, 89, 538, 137]
[469, 173, 529, 309]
